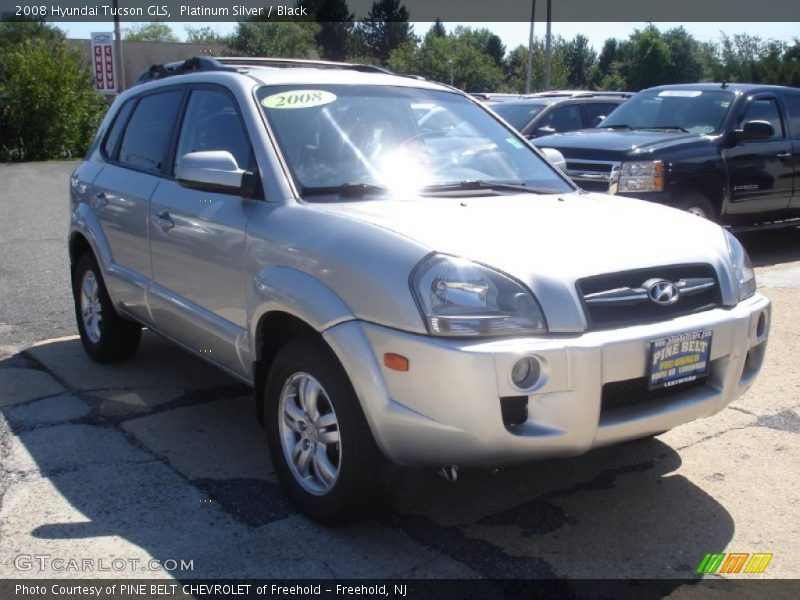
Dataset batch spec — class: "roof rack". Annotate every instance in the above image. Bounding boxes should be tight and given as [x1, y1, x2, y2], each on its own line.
[212, 56, 392, 74]
[135, 56, 394, 86]
[570, 91, 634, 98]
[526, 90, 634, 99]
[135, 56, 238, 85]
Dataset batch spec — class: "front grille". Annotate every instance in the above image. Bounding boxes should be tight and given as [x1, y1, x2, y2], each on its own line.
[567, 161, 614, 173]
[575, 180, 610, 193]
[577, 264, 721, 330]
[601, 376, 709, 413]
[565, 160, 618, 193]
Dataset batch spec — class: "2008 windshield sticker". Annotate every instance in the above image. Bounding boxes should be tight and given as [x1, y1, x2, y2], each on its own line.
[262, 90, 337, 109]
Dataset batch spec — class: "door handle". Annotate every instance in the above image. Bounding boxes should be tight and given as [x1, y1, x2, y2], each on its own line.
[151, 211, 174, 230]
[776, 152, 792, 160]
[92, 192, 108, 207]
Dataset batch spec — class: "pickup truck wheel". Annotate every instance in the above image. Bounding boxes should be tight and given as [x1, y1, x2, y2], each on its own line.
[675, 193, 715, 221]
[72, 253, 141, 362]
[265, 336, 388, 524]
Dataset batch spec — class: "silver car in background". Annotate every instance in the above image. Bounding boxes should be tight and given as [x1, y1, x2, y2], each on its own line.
[69, 57, 770, 523]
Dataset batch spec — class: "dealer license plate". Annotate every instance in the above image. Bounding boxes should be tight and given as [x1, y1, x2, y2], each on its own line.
[648, 330, 713, 389]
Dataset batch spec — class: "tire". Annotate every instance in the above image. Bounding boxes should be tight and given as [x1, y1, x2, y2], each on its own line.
[675, 192, 716, 221]
[264, 336, 389, 524]
[72, 253, 141, 363]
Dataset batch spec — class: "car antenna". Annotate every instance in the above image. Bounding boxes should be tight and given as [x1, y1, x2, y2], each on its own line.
[721, 81, 728, 89]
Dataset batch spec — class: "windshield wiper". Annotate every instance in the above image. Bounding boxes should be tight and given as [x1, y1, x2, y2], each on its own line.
[602, 124, 635, 130]
[643, 125, 690, 133]
[300, 182, 388, 198]
[421, 180, 552, 195]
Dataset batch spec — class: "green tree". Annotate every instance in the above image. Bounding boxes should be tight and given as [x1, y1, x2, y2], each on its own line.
[299, 0, 354, 61]
[430, 19, 446, 38]
[124, 23, 178, 43]
[225, 21, 320, 58]
[0, 20, 66, 82]
[0, 37, 107, 161]
[0, 20, 65, 50]
[361, 0, 415, 63]
[184, 26, 223, 45]
[588, 38, 619, 89]
[389, 28, 506, 92]
[618, 25, 672, 90]
[782, 39, 800, 86]
[662, 27, 704, 83]
[562, 34, 596, 89]
[504, 39, 568, 93]
[452, 26, 505, 68]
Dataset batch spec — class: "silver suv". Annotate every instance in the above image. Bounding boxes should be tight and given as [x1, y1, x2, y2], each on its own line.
[69, 57, 771, 523]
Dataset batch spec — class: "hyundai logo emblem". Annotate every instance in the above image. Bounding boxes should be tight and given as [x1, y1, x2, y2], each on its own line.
[644, 278, 680, 305]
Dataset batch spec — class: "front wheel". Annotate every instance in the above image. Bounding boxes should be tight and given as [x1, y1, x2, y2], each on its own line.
[675, 192, 715, 221]
[264, 337, 389, 524]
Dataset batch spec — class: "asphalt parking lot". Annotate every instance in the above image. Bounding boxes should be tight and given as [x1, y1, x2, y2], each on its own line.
[1, 161, 799, 585]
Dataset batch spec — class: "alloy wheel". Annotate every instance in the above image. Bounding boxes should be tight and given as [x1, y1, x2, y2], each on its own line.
[278, 372, 341, 495]
[80, 270, 103, 343]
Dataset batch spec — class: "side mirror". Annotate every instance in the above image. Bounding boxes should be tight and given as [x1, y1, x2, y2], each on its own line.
[592, 115, 607, 127]
[176, 151, 257, 197]
[734, 120, 775, 142]
[539, 147, 567, 171]
[530, 125, 555, 138]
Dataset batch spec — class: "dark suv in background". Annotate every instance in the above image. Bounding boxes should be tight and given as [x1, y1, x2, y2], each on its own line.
[535, 83, 800, 225]
[488, 92, 631, 139]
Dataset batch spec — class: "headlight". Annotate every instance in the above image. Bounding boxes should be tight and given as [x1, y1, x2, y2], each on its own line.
[725, 230, 756, 301]
[411, 254, 546, 337]
[617, 160, 664, 193]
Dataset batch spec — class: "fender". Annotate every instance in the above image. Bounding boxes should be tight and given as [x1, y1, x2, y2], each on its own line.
[248, 265, 356, 360]
[70, 203, 113, 273]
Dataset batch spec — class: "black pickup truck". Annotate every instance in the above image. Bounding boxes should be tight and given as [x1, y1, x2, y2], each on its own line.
[535, 83, 800, 225]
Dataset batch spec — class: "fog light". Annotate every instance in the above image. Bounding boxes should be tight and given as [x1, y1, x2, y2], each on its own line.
[511, 356, 540, 390]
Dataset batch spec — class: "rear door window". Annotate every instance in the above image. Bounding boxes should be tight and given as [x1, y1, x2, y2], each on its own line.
[582, 102, 619, 127]
[539, 104, 583, 133]
[118, 90, 183, 173]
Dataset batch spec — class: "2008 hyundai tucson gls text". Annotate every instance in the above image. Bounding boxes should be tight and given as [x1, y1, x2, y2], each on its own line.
[68, 57, 771, 523]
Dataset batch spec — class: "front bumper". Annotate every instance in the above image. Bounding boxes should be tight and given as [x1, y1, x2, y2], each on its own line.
[323, 294, 771, 467]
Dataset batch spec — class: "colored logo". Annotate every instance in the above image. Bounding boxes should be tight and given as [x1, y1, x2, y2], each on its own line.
[696, 552, 773, 574]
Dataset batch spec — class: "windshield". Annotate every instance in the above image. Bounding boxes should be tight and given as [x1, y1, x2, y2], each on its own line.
[258, 85, 571, 200]
[492, 102, 547, 131]
[601, 89, 735, 134]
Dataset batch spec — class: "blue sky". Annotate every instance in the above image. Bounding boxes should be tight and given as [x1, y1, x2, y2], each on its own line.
[59, 21, 799, 50]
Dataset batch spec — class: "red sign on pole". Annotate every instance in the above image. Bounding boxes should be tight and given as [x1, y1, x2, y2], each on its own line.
[91, 32, 117, 94]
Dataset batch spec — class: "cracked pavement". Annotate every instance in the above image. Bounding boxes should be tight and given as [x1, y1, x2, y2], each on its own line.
[1, 162, 799, 584]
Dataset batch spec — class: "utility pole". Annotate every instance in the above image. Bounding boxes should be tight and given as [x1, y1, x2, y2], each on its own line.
[113, 0, 125, 91]
[524, 0, 536, 94]
[543, 0, 552, 90]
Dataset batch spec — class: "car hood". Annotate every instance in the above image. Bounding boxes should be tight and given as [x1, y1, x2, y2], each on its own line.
[313, 191, 730, 284]
[534, 129, 712, 160]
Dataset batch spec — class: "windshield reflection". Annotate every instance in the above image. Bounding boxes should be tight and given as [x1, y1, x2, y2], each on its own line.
[258, 85, 570, 200]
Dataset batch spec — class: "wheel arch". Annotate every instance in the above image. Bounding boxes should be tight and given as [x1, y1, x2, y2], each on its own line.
[249, 267, 358, 427]
[253, 310, 350, 428]
[672, 175, 724, 217]
[69, 232, 94, 277]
